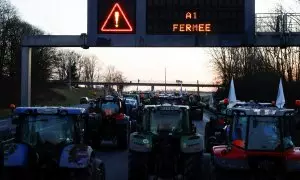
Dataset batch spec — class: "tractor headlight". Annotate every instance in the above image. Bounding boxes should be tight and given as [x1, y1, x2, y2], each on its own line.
[143, 139, 149, 144]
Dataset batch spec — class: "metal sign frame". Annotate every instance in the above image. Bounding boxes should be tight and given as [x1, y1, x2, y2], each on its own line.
[20, 0, 300, 106]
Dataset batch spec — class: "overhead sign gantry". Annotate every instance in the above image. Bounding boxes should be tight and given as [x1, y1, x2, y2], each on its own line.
[20, 0, 300, 106]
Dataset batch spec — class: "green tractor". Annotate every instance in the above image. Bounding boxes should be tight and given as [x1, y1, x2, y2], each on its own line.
[188, 94, 204, 121]
[128, 104, 211, 180]
[140, 92, 153, 105]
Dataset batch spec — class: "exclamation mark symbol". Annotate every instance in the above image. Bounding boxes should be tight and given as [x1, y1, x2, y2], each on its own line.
[114, 11, 119, 28]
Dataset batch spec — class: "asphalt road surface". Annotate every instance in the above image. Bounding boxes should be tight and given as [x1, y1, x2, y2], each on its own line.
[0, 106, 212, 180]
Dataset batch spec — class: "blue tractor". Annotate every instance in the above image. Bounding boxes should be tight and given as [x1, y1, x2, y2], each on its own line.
[1, 107, 105, 180]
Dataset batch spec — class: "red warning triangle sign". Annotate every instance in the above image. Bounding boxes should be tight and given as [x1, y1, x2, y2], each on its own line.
[100, 3, 133, 32]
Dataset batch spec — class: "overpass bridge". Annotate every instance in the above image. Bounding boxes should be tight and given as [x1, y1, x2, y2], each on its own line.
[49, 80, 223, 92]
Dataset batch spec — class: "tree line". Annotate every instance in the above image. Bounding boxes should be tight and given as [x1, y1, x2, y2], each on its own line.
[210, 6, 300, 107]
[0, 0, 126, 108]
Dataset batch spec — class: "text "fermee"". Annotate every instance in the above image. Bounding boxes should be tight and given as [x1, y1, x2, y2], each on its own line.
[172, 24, 211, 32]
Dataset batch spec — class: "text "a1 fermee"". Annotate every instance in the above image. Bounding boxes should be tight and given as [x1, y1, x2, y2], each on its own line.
[172, 12, 212, 33]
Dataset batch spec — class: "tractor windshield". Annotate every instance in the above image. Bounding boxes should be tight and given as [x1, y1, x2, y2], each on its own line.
[247, 117, 280, 150]
[101, 101, 120, 115]
[231, 115, 295, 151]
[158, 98, 183, 105]
[21, 115, 75, 146]
[144, 107, 190, 133]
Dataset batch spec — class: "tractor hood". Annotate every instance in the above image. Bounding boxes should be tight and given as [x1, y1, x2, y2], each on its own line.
[3, 143, 29, 167]
[59, 144, 93, 168]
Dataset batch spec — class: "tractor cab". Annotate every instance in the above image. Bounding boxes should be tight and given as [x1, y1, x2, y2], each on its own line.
[101, 96, 121, 115]
[140, 105, 194, 134]
[89, 95, 124, 117]
[212, 106, 298, 176]
[2, 107, 91, 180]
[227, 106, 295, 150]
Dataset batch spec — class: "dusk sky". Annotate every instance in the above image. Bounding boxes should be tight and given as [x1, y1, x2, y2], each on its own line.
[8, 0, 300, 90]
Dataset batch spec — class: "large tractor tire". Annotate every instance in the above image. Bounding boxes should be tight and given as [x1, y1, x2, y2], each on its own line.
[182, 152, 212, 180]
[128, 151, 149, 180]
[117, 124, 129, 150]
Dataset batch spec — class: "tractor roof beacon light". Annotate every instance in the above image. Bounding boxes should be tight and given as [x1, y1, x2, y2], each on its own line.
[224, 98, 229, 105]
[9, 104, 16, 109]
[272, 101, 276, 105]
[295, 100, 300, 107]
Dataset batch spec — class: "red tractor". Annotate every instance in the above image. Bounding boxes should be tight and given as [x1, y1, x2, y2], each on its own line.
[86, 95, 132, 149]
[211, 104, 300, 180]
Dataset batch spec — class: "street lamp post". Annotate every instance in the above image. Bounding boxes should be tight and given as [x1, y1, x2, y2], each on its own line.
[137, 79, 140, 91]
[165, 67, 167, 94]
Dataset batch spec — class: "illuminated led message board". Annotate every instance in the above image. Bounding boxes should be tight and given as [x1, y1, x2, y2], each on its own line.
[146, 0, 245, 35]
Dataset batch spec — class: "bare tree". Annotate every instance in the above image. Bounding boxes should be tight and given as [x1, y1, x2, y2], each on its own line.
[82, 55, 97, 88]
[94, 67, 102, 82]
[103, 65, 127, 92]
[209, 5, 300, 84]
[103, 65, 126, 82]
[53, 50, 81, 81]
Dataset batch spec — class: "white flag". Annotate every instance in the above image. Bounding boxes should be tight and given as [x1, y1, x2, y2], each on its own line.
[276, 78, 285, 108]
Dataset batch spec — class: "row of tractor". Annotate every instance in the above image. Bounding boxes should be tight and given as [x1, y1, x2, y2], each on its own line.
[0, 94, 206, 180]
[123, 91, 206, 120]
[4, 99, 300, 180]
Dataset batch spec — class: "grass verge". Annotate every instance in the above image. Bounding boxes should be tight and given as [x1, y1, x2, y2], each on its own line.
[0, 87, 105, 120]
[34, 87, 105, 106]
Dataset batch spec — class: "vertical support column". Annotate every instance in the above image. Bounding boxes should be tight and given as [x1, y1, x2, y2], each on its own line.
[197, 80, 200, 96]
[244, 0, 255, 45]
[164, 67, 167, 93]
[180, 82, 182, 96]
[21, 47, 32, 107]
[151, 85, 154, 91]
